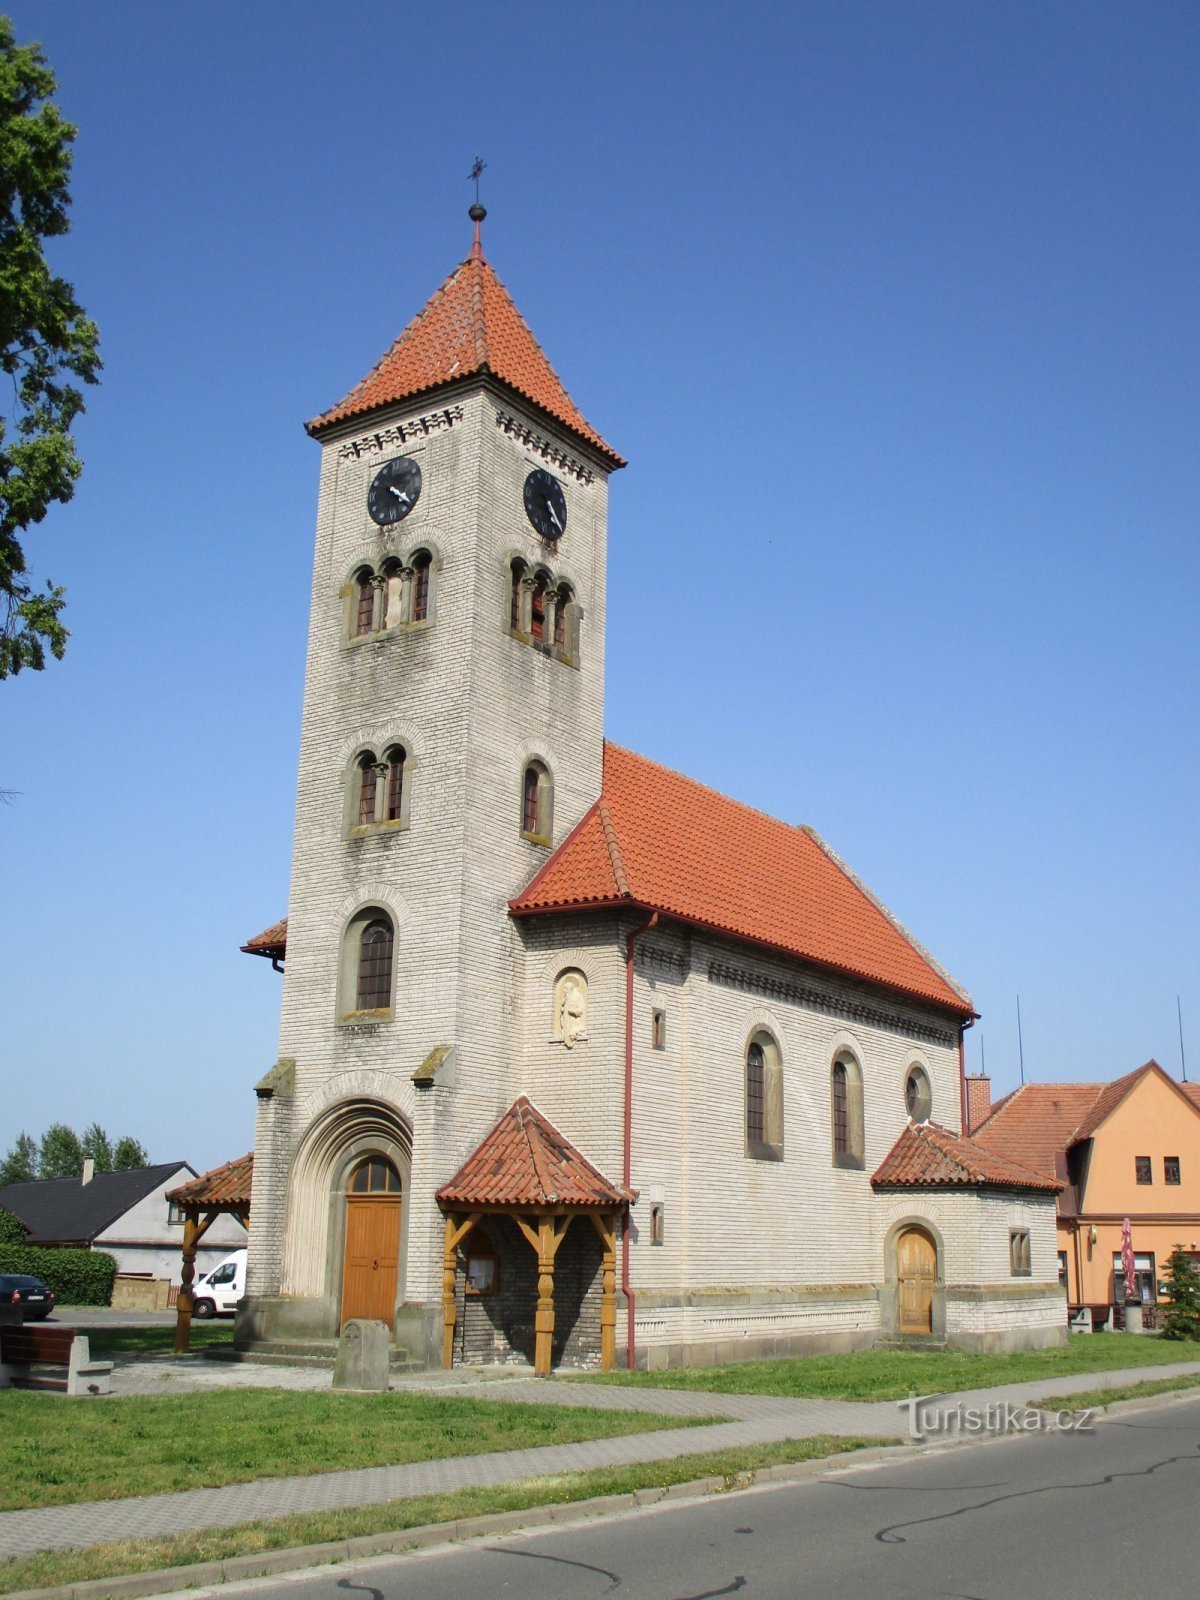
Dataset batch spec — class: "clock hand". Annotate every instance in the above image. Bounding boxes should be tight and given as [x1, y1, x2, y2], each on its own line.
[388, 486, 411, 504]
[546, 501, 562, 532]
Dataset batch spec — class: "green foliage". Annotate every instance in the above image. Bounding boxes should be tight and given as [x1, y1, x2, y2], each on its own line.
[79, 1121, 113, 1171]
[0, 1204, 28, 1244]
[113, 1135, 149, 1170]
[0, 1130, 36, 1185]
[0, 1241, 115, 1305]
[37, 1120, 81, 1179]
[0, 15, 101, 678]
[1159, 1244, 1200, 1341]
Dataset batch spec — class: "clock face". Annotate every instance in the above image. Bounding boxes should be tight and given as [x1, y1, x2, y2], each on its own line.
[367, 456, 422, 527]
[523, 468, 567, 541]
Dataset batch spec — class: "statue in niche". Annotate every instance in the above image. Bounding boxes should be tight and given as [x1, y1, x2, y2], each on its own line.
[556, 970, 587, 1049]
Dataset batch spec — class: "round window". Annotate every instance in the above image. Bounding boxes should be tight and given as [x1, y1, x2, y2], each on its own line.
[905, 1066, 932, 1124]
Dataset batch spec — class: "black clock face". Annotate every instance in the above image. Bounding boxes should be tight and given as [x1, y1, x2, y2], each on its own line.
[367, 456, 422, 526]
[523, 468, 567, 541]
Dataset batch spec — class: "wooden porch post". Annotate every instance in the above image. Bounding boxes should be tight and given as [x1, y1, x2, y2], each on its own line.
[515, 1214, 569, 1378]
[174, 1210, 215, 1354]
[589, 1212, 618, 1372]
[440, 1213, 481, 1369]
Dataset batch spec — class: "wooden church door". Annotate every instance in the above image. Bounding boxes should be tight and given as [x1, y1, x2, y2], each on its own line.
[340, 1157, 402, 1328]
[897, 1227, 936, 1334]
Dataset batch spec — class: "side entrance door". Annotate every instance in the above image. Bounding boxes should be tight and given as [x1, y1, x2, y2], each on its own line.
[896, 1227, 936, 1334]
[340, 1157, 402, 1328]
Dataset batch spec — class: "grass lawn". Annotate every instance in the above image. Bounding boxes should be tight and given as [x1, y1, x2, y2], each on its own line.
[0, 1435, 883, 1595]
[1034, 1371, 1200, 1413]
[79, 1321, 235, 1358]
[573, 1335, 1200, 1402]
[0, 1389, 698, 1512]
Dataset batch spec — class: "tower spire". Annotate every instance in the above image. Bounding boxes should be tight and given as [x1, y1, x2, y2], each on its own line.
[468, 156, 487, 261]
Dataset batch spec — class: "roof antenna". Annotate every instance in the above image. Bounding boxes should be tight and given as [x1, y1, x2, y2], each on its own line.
[1179, 994, 1189, 1083]
[979, 1030, 986, 1077]
[468, 156, 487, 260]
[1016, 993, 1026, 1086]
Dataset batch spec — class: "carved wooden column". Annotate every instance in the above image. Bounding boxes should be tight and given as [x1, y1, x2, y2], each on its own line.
[174, 1210, 215, 1354]
[590, 1212, 618, 1372]
[535, 1216, 556, 1377]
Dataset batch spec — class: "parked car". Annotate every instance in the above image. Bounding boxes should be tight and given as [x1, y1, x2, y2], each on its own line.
[0, 1275, 56, 1320]
[190, 1248, 246, 1319]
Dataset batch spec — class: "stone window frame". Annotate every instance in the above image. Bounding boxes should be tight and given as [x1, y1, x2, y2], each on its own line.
[1009, 1229, 1032, 1277]
[651, 1009, 666, 1050]
[520, 758, 554, 846]
[506, 554, 581, 668]
[745, 1028, 784, 1162]
[344, 741, 415, 838]
[904, 1063, 933, 1124]
[831, 1051, 865, 1170]
[341, 544, 441, 645]
[649, 1203, 665, 1246]
[337, 904, 396, 1023]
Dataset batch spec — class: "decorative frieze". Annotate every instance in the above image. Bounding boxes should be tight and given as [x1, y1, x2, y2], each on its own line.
[337, 406, 465, 461]
[635, 943, 688, 979]
[707, 959, 955, 1048]
[496, 410, 595, 484]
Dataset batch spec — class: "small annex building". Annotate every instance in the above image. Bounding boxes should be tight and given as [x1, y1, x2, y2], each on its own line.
[970, 1059, 1200, 1323]
[238, 213, 1065, 1371]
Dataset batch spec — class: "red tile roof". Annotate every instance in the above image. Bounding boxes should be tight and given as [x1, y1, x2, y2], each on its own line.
[436, 1097, 633, 1210]
[241, 920, 287, 959]
[307, 254, 624, 466]
[166, 1153, 253, 1210]
[510, 744, 972, 1015]
[1184, 1084, 1200, 1113]
[871, 1122, 1062, 1193]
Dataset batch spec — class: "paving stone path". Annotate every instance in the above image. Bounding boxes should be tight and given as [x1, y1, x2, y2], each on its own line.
[3, 1358, 1198, 1560]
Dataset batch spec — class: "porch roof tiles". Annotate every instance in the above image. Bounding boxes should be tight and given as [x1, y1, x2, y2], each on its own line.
[166, 1153, 254, 1209]
[436, 1097, 633, 1211]
[871, 1121, 1062, 1193]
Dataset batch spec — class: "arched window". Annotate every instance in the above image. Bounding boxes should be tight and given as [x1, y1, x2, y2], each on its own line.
[554, 584, 573, 656]
[530, 574, 548, 643]
[905, 1064, 933, 1124]
[746, 1031, 783, 1159]
[832, 1053, 865, 1168]
[410, 550, 431, 623]
[521, 760, 552, 842]
[348, 1155, 401, 1194]
[356, 753, 378, 827]
[510, 559, 526, 632]
[384, 745, 406, 823]
[355, 917, 394, 1011]
[353, 568, 375, 637]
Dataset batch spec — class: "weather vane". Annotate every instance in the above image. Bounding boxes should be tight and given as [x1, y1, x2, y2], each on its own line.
[468, 157, 487, 259]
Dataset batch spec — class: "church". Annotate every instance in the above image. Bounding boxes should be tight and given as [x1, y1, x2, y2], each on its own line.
[238, 208, 1065, 1373]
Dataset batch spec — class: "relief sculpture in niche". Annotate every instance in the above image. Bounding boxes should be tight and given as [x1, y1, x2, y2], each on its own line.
[554, 970, 588, 1049]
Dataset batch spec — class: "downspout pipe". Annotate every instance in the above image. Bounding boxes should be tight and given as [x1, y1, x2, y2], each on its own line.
[958, 1017, 975, 1135]
[623, 909, 659, 1370]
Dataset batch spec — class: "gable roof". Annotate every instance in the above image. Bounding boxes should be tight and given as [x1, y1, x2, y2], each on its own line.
[436, 1097, 633, 1210]
[510, 743, 972, 1016]
[871, 1121, 1062, 1193]
[166, 1153, 253, 1211]
[307, 254, 624, 466]
[0, 1164, 192, 1245]
[973, 1060, 1199, 1180]
[241, 919, 287, 960]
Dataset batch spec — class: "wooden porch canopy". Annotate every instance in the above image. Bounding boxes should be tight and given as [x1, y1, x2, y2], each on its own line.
[165, 1152, 253, 1353]
[436, 1097, 635, 1377]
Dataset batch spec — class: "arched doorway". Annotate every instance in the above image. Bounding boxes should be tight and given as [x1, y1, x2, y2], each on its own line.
[896, 1226, 937, 1334]
[340, 1155, 402, 1328]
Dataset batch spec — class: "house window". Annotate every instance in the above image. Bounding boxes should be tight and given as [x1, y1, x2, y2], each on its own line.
[651, 1009, 666, 1050]
[1009, 1230, 1031, 1277]
[167, 1202, 185, 1226]
[530, 576, 547, 643]
[1135, 1155, 1152, 1185]
[510, 559, 526, 632]
[385, 746, 406, 822]
[465, 1229, 497, 1295]
[832, 1062, 848, 1152]
[521, 760, 552, 843]
[745, 1031, 783, 1159]
[353, 568, 375, 637]
[410, 551, 431, 622]
[1113, 1250, 1157, 1306]
[1165, 1156, 1181, 1185]
[348, 1156, 400, 1194]
[905, 1065, 933, 1124]
[554, 584, 573, 656]
[830, 1053, 865, 1168]
[356, 755, 378, 827]
[1057, 1249, 1069, 1292]
[649, 1203, 665, 1246]
[355, 918, 394, 1012]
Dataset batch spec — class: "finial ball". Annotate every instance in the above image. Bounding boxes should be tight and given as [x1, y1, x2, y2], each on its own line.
[469, 203, 487, 223]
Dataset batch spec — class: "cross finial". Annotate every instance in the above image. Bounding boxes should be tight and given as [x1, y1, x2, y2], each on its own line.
[467, 157, 487, 260]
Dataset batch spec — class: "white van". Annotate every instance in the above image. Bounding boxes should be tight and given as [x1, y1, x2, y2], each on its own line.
[191, 1248, 246, 1318]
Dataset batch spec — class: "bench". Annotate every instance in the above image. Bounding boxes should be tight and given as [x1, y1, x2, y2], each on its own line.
[0, 1325, 113, 1396]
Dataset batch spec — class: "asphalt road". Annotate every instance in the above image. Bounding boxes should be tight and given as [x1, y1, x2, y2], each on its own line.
[230, 1395, 1200, 1600]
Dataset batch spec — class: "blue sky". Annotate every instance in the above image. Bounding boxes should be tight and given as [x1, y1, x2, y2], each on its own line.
[2, 1, 1197, 1171]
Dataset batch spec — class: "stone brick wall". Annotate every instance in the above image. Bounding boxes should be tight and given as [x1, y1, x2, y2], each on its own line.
[453, 1214, 603, 1368]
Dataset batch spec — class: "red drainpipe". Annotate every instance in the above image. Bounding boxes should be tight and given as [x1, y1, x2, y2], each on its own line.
[623, 909, 659, 1370]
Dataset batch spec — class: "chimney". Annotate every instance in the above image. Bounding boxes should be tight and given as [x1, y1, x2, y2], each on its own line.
[81, 1158, 95, 1185]
[964, 1075, 992, 1134]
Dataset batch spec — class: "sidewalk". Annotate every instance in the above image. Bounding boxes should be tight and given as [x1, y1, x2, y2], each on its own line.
[3, 1360, 1199, 1561]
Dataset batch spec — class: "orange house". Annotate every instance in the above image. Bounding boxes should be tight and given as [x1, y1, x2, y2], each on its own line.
[970, 1061, 1200, 1322]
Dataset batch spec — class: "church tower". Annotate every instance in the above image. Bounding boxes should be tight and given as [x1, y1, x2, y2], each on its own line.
[242, 210, 624, 1358]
